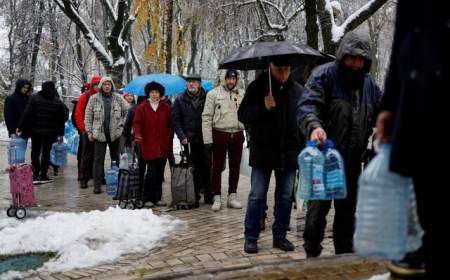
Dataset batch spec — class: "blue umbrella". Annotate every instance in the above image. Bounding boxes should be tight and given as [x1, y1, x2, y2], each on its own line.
[124, 73, 214, 96]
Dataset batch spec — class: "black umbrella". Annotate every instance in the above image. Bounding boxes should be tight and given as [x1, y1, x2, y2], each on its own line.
[219, 41, 323, 95]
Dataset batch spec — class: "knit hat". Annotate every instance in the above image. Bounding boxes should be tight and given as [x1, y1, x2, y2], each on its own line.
[144, 81, 165, 97]
[225, 69, 239, 79]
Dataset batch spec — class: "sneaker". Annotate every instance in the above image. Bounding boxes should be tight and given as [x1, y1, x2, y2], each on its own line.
[211, 195, 221, 211]
[388, 251, 426, 278]
[39, 175, 53, 184]
[155, 200, 167, 207]
[33, 176, 40, 185]
[244, 239, 258, 254]
[227, 193, 242, 209]
[146, 201, 154, 207]
[273, 238, 295, 251]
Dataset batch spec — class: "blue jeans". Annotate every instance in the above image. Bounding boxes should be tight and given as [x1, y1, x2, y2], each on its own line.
[244, 167, 295, 241]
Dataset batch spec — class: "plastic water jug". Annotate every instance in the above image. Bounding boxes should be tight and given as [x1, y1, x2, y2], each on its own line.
[106, 161, 119, 196]
[119, 152, 129, 169]
[50, 141, 69, 166]
[355, 144, 421, 260]
[297, 141, 326, 200]
[323, 140, 347, 199]
[8, 137, 27, 164]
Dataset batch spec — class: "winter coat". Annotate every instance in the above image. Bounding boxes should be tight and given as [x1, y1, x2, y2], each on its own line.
[133, 101, 172, 160]
[172, 88, 207, 144]
[238, 74, 305, 171]
[202, 85, 244, 144]
[84, 77, 129, 142]
[74, 75, 102, 133]
[380, 0, 449, 176]
[297, 31, 382, 161]
[4, 79, 32, 137]
[18, 87, 68, 137]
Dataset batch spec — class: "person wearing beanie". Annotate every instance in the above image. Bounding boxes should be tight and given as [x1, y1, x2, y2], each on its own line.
[202, 69, 244, 211]
[84, 76, 129, 194]
[75, 75, 102, 189]
[172, 73, 213, 206]
[17, 81, 69, 184]
[123, 92, 135, 105]
[133, 81, 172, 207]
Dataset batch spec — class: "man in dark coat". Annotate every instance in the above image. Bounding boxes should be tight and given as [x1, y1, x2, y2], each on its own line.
[376, 1, 448, 278]
[17, 81, 69, 183]
[4, 79, 32, 140]
[297, 31, 381, 257]
[172, 74, 212, 206]
[239, 57, 305, 254]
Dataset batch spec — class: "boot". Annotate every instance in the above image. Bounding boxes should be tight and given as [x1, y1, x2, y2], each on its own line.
[93, 186, 102, 194]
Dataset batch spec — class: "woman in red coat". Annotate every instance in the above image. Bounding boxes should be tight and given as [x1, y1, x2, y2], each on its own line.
[133, 81, 172, 207]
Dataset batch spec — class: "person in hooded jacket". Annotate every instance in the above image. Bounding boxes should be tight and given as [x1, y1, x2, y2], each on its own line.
[84, 77, 129, 194]
[4, 79, 32, 141]
[17, 81, 69, 183]
[297, 31, 382, 257]
[75, 75, 101, 189]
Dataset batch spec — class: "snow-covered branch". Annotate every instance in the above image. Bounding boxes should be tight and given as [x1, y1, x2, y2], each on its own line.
[0, 71, 11, 90]
[323, 0, 388, 43]
[100, 0, 118, 22]
[53, 0, 113, 67]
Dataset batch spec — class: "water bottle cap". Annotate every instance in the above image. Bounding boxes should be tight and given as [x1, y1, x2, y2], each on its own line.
[307, 140, 317, 147]
[325, 139, 335, 149]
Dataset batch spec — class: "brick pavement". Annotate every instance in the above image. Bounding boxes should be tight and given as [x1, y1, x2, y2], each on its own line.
[0, 143, 387, 279]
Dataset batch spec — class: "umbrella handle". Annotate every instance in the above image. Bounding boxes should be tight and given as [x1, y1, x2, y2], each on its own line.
[268, 65, 272, 96]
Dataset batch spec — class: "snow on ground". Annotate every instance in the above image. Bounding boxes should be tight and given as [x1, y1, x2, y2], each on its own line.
[0, 207, 185, 278]
[366, 273, 390, 280]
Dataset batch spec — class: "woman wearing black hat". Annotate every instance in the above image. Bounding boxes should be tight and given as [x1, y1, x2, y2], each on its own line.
[133, 81, 173, 207]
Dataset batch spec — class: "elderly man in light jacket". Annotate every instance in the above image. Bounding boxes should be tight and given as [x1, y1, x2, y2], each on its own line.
[202, 70, 245, 211]
[85, 76, 129, 194]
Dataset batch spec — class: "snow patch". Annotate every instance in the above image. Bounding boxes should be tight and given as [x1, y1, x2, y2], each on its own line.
[366, 273, 391, 280]
[0, 207, 185, 277]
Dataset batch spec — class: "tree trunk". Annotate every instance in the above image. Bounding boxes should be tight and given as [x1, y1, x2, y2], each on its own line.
[48, 0, 59, 83]
[316, 0, 337, 54]
[187, 20, 198, 74]
[304, 0, 319, 49]
[164, 0, 174, 73]
[75, 26, 87, 82]
[30, 0, 45, 84]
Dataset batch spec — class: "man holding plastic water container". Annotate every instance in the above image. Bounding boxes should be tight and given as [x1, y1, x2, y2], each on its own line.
[297, 31, 381, 257]
[239, 57, 305, 254]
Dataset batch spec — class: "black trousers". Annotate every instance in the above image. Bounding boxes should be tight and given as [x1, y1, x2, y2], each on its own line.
[31, 135, 55, 178]
[303, 160, 360, 256]
[413, 174, 436, 279]
[140, 158, 166, 203]
[93, 138, 120, 188]
[79, 133, 95, 182]
[189, 142, 212, 202]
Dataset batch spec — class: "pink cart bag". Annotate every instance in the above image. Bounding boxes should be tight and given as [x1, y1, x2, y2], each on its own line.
[8, 164, 37, 207]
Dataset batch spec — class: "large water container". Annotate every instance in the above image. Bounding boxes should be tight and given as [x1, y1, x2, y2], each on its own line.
[297, 141, 326, 200]
[8, 137, 27, 165]
[50, 141, 69, 166]
[323, 140, 347, 199]
[106, 161, 119, 196]
[68, 134, 80, 155]
[355, 144, 415, 260]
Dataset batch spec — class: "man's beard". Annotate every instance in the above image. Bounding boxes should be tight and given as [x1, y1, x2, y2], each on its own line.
[339, 64, 365, 90]
[226, 84, 236, 90]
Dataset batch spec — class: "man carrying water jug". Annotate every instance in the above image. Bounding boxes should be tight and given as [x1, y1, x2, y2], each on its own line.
[297, 31, 381, 257]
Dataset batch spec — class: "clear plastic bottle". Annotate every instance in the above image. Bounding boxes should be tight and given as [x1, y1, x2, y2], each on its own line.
[297, 141, 326, 200]
[50, 140, 68, 166]
[106, 161, 119, 196]
[355, 144, 412, 260]
[323, 140, 347, 200]
[119, 152, 129, 169]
